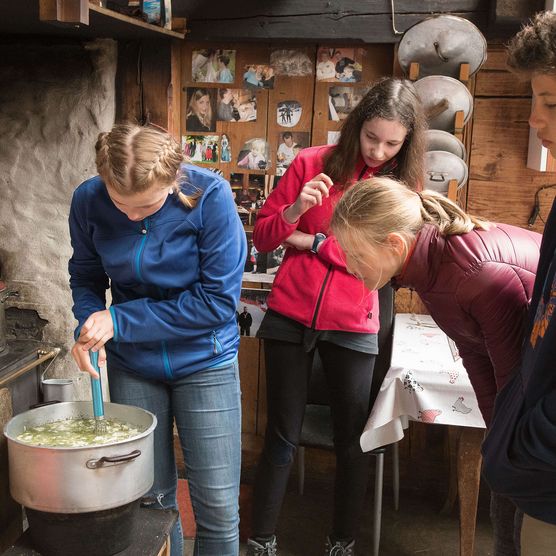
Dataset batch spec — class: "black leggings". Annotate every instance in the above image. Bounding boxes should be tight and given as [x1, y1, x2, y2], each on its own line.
[252, 339, 376, 540]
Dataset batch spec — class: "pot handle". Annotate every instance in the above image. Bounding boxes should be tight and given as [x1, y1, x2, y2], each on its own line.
[86, 449, 141, 469]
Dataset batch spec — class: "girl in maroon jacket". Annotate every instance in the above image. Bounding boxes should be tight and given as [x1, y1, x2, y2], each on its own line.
[332, 176, 541, 556]
[248, 78, 426, 556]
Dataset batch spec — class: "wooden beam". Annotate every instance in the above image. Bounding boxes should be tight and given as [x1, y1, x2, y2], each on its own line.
[174, 0, 489, 19]
[186, 12, 489, 42]
[39, 0, 89, 25]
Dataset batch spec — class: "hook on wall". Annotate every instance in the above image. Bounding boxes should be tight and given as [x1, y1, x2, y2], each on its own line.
[390, 0, 404, 35]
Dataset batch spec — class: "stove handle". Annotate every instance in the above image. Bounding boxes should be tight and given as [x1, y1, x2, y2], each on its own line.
[86, 449, 141, 469]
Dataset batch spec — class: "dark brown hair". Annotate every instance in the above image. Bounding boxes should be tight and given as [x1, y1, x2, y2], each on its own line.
[323, 77, 426, 190]
[507, 11, 556, 76]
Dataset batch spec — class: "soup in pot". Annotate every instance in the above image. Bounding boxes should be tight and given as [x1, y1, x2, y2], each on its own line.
[17, 418, 141, 447]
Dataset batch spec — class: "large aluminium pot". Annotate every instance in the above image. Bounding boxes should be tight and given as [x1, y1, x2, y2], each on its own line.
[4, 401, 157, 513]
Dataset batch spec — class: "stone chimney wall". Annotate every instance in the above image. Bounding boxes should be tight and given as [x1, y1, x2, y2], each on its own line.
[0, 38, 117, 399]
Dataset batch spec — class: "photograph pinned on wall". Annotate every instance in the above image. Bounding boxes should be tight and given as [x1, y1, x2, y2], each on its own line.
[243, 231, 283, 284]
[328, 86, 369, 121]
[217, 88, 257, 122]
[182, 135, 219, 164]
[237, 138, 270, 171]
[192, 49, 236, 83]
[243, 64, 275, 90]
[327, 131, 341, 145]
[185, 87, 216, 132]
[220, 133, 231, 163]
[316, 47, 364, 82]
[270, 49, 313, 77]
[277, 100, 302, 128]
[236, 288, 271, 337]
[276, 132, 310, 176]
[231, 174, 274, 227]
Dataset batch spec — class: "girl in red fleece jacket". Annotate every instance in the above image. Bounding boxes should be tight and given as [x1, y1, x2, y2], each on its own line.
[247, 78, 426, 556]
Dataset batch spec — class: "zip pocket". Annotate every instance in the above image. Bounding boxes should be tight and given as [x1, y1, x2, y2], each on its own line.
[212, 331, 223, 354]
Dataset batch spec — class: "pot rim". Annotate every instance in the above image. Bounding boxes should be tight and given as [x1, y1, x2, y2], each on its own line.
[3, 401, 157, 451]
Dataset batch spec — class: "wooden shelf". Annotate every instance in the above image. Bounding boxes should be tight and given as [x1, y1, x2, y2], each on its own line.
[88, 4, 185, 40]
[0, 1, 185, 41]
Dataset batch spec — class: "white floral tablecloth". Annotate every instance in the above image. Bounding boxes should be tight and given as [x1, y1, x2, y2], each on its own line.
[360, 313, 486, 452]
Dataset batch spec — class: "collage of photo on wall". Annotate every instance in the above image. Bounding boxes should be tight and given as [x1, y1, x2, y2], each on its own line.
[184, 45, 368, 287]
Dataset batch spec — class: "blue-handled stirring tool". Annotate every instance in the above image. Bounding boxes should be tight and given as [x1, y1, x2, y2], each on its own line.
[89, 351, 107, 434]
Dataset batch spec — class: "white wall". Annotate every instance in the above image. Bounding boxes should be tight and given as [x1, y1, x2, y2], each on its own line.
[0, 38, 117, 399]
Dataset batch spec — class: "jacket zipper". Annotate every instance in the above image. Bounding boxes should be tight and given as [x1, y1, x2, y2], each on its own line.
[134, 218, 150, 282]
[311, 264, 332, 329]
[161, 341, 173, 380]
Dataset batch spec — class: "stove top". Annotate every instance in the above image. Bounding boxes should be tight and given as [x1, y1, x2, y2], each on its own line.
[0, 340, 40, 381]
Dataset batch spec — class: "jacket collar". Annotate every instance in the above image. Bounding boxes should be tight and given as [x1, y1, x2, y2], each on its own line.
[352, 156, 398, 183]
[392, 224, 445, 292]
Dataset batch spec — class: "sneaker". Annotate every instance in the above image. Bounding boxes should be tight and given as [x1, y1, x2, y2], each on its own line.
[324, 536, 355, 556]
[246, 535, 278, 556]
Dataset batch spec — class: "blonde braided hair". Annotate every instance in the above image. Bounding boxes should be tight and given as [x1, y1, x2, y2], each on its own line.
[95, 123, 200, 208]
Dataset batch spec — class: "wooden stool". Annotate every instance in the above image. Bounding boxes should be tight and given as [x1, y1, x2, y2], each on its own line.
[2, 507, 178, 556]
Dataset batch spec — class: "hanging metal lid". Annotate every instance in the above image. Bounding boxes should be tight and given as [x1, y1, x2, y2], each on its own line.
[414, 76, 473, 132]
[424, 151, 469, 196]
[425, 129, 467, 160]
[397, 15, 487, 79]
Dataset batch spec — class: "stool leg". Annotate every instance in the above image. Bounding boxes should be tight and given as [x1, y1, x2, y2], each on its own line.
[298, 446, 305, 495]
[392, 442, 400, 511]
[373, 452, 384, 556]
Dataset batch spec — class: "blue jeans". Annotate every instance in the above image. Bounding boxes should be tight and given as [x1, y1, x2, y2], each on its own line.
[109, 361, 241, 556]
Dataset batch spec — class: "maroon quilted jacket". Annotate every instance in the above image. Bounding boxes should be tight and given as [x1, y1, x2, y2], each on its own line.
[393, 223, 541, 425]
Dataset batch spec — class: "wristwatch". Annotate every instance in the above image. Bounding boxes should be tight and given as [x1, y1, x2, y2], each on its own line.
[311, 232, 327, 254]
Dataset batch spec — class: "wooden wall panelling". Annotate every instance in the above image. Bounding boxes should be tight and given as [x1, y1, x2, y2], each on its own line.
[474, 44, 532, 98]
[116, 40, 172, 127]
[238, 337, 260, 435]
[267, 45, 315, 178]
[257, 338, 267, 437]
[311, 45, 394, 147]
[394, 288, 429, 315]
[168, 40, 182, 140]
[467, 97, 556, 232]
[181, 41, 270, 181]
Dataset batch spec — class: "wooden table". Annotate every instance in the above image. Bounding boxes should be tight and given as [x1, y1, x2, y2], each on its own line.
[2, 507, 178, 556]
[361, 313, 486, 556]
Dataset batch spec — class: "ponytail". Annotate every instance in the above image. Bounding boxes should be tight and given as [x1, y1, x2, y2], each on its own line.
[331, 177, 489, 257]
[418, 190, 489, 235]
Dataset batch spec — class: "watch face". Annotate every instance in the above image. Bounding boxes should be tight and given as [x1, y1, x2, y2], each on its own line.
[312, 233, 326, 253]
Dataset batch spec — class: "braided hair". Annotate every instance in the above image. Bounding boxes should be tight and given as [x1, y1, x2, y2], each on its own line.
[95, 124, 199, 208]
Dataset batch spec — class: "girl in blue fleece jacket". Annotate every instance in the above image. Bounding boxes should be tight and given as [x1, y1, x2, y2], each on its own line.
[68, 124, 246, 556]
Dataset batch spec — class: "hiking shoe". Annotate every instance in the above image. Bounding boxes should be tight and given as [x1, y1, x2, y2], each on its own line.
[324, 536, 355, 556]
[246, 535, 278, 556]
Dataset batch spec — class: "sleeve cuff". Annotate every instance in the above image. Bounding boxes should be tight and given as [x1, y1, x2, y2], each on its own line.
[109, 306, 119, 342]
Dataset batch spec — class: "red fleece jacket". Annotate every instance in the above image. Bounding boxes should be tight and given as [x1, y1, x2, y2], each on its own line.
[254, 145, 388, 333]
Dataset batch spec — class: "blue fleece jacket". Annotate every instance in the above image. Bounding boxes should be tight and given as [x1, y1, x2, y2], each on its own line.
[482, 197, 556, 523]
[68, 164, 246, 381]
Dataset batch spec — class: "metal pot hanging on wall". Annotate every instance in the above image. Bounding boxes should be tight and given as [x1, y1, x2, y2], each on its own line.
[414, 76, 474, 133]
[425, 129, 467, 161]
[397, 14, 487, 79]
[424, 151, 469, 196]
